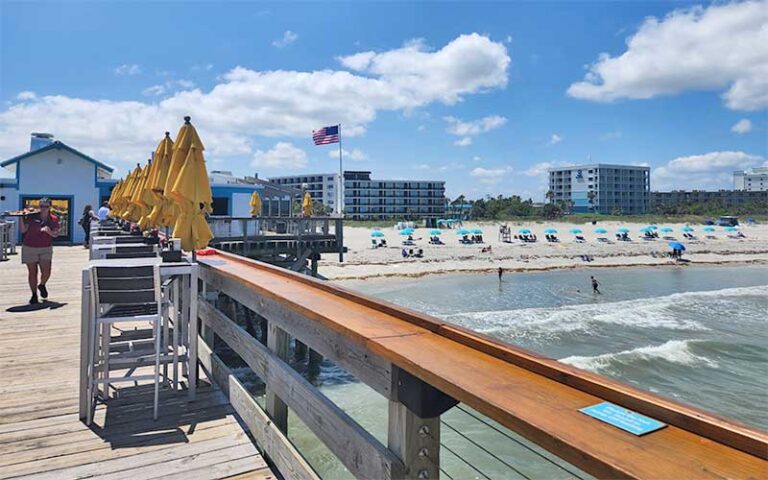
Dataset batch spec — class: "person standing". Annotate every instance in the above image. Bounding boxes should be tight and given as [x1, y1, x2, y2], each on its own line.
[19, 198, 60, 304]
[97, 201, 110, 221]
[590, 275, 601, 294]
[80, 204, 99, 248]
[498, 267, 503, 282]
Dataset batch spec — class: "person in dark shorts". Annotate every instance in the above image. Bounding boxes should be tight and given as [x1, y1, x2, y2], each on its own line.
[590, 275, 601, 294]
[498, 267, 503, 281]
[19, 198, 60, 304]
[80, 204, 99, 248]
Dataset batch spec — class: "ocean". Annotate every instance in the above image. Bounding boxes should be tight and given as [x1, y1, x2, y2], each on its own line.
[225, 265, 768, 479]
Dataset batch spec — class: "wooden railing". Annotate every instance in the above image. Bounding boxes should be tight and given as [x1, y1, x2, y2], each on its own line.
[196, 250, 768, 480]
[208, 216, 340, 239]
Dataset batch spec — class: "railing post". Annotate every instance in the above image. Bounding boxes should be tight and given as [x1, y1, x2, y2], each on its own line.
[266, 323, 290, 432]
[388, 366, 458, 480]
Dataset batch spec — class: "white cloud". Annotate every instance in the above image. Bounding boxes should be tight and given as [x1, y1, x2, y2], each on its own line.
[329, 148, 367, 161]
[142, 85, 166, 97]
[652, 150, 765, 190]
[114, 64, 141, 76]
[567, 1, 768, 111]
[505, 35, 513, 44]
[731, 118, 753, 134]
[251, 142, 307, 169]
[16, 91, 37, 101]
[470, 166, 511, 184]
[454, 137, 472, 147]
[272, 30, 299, 48]
[472, 155, 481, 162]
[0, 34, 508, 170]
[549, 133, 563, 145]
[444, 115, 507, 136]
[338, 33, 509, 105]
[417, 124, 426, 132]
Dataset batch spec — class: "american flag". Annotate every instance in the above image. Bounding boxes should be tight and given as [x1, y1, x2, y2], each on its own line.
[312, 125, 340, 145]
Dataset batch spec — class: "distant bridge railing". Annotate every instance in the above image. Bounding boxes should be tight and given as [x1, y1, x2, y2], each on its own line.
[194, 250, 767, 480]
[208, 216, 339, 239]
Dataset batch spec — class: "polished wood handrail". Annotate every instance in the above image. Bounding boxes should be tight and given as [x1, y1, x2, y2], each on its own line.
[198, 249, 768, 478]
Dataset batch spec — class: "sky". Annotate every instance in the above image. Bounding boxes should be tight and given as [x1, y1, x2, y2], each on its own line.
[1, 0, 766, 200]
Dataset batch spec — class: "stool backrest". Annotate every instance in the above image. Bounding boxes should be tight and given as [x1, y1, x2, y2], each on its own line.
[106, 252, 158, 259]
[91, 264, 161, 306]
[114, 236, 147, 244]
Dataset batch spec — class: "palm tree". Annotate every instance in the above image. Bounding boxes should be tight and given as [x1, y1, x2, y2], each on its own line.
[587, 190, 596, 213]
[545, 190, 554, 204]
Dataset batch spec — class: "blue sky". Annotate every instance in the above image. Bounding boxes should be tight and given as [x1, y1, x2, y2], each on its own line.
[1, 1, 766, 199]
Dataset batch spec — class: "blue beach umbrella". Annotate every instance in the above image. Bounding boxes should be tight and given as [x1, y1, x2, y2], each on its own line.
[456, 229, 470, 235]
[724, 226, 738, 232]
[471, 228, 483, 234]
[617, 227, 630, 233]
[518, 228, 531, 234]
[648, 225, 658, 230]
[660, 227, 673, 233]
[668, 242, 686, 251]
[544, 228, 558, 234]
[430, 229, 442, 235]
[399, 228, 415, 236]
[703, 226, 716, 232]
[569, 228, 582, 234]
[639, 226, 654, 232]
[370, 231, 385, 238]
[682, 226, 694, 232]
[594, 227, 608, 234]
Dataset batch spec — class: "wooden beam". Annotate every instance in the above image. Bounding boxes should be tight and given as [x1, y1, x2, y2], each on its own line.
[197, 338, 319, 480]
[198, 300, 405, 480]
[266, 323, 289, 433]
[388, 401, 441, 480]
[200, 268, 394, 399]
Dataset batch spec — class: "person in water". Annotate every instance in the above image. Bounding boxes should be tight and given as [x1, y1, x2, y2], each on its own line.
[590, 275, 601, 294]
[498, 267, 503, 281]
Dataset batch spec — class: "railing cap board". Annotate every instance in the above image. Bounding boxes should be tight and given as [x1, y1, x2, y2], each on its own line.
[198, 249, 768, 478]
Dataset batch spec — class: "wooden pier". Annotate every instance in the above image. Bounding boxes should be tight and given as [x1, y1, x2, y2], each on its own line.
[1, 246, 766, 480]
[0, 247, 274, 480]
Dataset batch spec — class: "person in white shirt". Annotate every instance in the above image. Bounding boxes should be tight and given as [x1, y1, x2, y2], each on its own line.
[97, 201, 110, 220]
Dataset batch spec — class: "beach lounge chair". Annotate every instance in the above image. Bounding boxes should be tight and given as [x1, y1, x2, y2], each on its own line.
[575, 235, 586, 243]
[371, 239, 379, 249]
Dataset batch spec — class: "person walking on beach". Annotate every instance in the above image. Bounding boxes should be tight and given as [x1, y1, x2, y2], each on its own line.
[498, 267, 503, 282]
[19, 198, 60, 304]
[590, 275, 601, 294]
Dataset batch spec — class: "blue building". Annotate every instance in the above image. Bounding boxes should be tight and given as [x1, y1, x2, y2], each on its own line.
[548, 164, 650, 214]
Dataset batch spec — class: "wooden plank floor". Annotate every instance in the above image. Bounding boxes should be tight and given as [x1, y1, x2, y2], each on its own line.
[0, 246, 275, 480]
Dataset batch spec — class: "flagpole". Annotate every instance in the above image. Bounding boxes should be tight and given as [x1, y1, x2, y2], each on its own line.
[337, 124, 343, 217]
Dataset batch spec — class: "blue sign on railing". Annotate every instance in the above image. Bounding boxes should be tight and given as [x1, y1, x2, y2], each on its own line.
[580, 402, 667, 436]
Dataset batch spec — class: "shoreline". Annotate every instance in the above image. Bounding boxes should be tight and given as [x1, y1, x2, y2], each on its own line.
[328, 256, 768, 282]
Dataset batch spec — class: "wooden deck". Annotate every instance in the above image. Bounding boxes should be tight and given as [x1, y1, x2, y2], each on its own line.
[0, 246, 275, 480]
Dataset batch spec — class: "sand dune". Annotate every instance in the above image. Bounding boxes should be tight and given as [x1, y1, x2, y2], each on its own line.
[320, 221, 768, 280]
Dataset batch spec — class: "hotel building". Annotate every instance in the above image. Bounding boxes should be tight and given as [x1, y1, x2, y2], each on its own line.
[269, 171, 447, 220]
[733, 167, 768, 192]
[548, 164, 650, 214]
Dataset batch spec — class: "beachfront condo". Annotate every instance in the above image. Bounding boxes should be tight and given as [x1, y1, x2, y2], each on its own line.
[548, 164, 650, 214]
[733, 167, 768, 192]
[269, 170, 447, 220]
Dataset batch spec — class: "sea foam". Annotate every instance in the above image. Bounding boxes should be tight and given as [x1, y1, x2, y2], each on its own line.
[559, 340, 718, 372]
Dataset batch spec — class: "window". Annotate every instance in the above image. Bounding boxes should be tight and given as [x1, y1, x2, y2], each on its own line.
[212, 197, 229, 216]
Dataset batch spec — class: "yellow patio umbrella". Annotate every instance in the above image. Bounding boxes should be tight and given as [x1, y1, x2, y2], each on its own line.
[116, 165, 140, 219]
[107, 180, 122, 213]
[123, 163, 146, 222]
[146, 132, 175, 227]
[302, 192, 313, 217]
[169, 116, 214, 251]
[249, 191, 262, 217]
[132, 159, 154, 229]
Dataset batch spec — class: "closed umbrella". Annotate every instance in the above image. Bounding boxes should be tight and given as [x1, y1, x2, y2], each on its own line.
[132, 159, 154, 229]
[107, 179, 123, 216]
[164, 117, 202, 231]
[250, 191, 263, 217]
[302, 192, 313, 217]
[146, 132, 175, 227]
[121, 164, 144, 222]
[169, 116, 214, 251]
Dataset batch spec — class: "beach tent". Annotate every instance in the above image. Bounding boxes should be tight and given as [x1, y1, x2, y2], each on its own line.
[169, 116, 214, 252]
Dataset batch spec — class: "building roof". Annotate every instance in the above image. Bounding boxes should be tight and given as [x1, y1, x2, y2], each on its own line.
[0, 141, 114, 173]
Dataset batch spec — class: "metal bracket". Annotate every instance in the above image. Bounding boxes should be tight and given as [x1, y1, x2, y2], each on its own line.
[393, 366, 458, 418]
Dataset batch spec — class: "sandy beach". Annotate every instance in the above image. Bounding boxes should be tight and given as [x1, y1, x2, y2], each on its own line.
[319, 221, 768, 280]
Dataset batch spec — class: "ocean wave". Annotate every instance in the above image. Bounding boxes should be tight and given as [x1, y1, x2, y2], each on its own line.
[445, 285, 767, 336]
[559, 340, 718, 372]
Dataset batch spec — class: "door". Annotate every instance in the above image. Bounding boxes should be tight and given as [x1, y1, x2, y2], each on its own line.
[21, 196, 73, 243]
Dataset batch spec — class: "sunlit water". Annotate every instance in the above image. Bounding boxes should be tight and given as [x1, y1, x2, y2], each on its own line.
[222, 265, 768, 479]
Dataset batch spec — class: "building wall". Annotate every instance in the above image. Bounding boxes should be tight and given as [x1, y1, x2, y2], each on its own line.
[651, 190, 768, 208]
[733, 168, 768, 192]
[3, 149, 104, 244]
